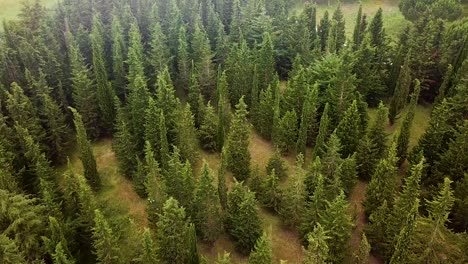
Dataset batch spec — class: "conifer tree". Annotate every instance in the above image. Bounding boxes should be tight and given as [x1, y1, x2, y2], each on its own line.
[6, 83, 46, 152]
[433, 120, 468, 184]
[227, 182, 262, 254]
[260, 169, 282, 212]
[303, 223, 329, 264]
[126, 21, 146, 90]
[318, 11, 330, 52]
[226, 97, 251, 180]
[302, 3, 318, 45]
[389, 200, 419, 264]
[453, 174, 468, 232]
[92, 209, 120, 264]
[175, 105, 199, 165]
[248, 233, 272, 264]
[0, 143, 19, 193]
[113, 101, 137, 177]
[313, 103, 331, 158]
[297, 85, 319, 156]
[215, 252, 232, 264]
[319, 191, 352, 263]
[329, 4, 346, 53]
[0, 234, 27, 264]
[266, 150, 288, 180]
[216, 70, 229, 150]
[42, 216, 72, 259]
[321, 132, 343, 192]
[159, 111, 170, 171]
[177, 25, 190, 88]
[137, 228, 158, 264]
[156, 67, 180, 143]
[69, 107, 101, 190]
[91, 12, 116, 133]
[280, 154, 306, 227]
[144, 97, 160, 159]
[354, 233, 370, 264]
[396, 80, 421, 165]
[276, 110, 298, 155]
[336, 100, 361, 157]
[192, 20, 215, 94]
[364, 143, 398, 216]
[256, 32, 276, 91]
[148, 22, 171, 84]
[39, 93, 70, 164]
[256, 84, 275, 139]
[388, 157, 424, 253]
[144, 142, 167, 227]
[111, 13, 126, 98]
[66, 32, 101, 138]
[188, 71, 203, 127]
[338, 154, 358, 196]
[352, 5, 367, 50]
[194, 162, 223, 243]
[300, 173, 327, 240]
[365, 200, 390, 256]
[368, 101, 389, 162]
[389, 59, 411, 124]
[52, 242, 74, 264]
[199, 101, 218, 151]
[217, 148, 228, 210]
[127, 74, 150, 154]
[187, 223, 200, 264]
[155, 198, 189, 264]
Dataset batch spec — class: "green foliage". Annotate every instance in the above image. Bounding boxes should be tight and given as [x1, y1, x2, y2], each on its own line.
[275, 110, 298, 155]
[300, 173, 327, 241]
[399, 0, 462, 21]
[328, 4, 346, 54]
[318, 11, 330, 52]
[303, 223, 329, 264]
[113, 101, 137, 177]
[111, 14, 126, 98]
[145, 143, 167, 227]
[453, 174, 468, 232]
[148, 22, 171, 84]
[396, 80, 421, 165]
[187, 223, 200, 264]
[192, 20, 215, 95]
[199, 101, 218, 151]
[255, 84, 275, 139]
[126, 21, 146, 90]
[280, 155, 306, 227]
[266, 150, 288, 181]
[155, 198, 189, 264]
[136, 228, 158, 264]
[175, 104, 199, 165]
[164, 148, 195, 213]
[91, 12, 116, 133]
[389, 61, 411, 124]
[313, 103, 331, 158]
[368, 101, 389, 162]
[194, 162, 223, 243]
[226, 97, 251, 180]
[177, 25, 190, 88]
[352, 5, 367, 50]
[70, 107, 101, 190]
[227, 181, 262, 254]
[354, 233, 370, 264]
[92, 209, 120, 264]
[127, 74, 150, 153]
[260, 169, 282, 212]
[364, 143, 398, 216]
[0, 234, 27, 264]
[296, 85, 319, 156]
[217, 148, 228, 210]
[390, 200, 420, 264]
[338, 154, 358, 196]
[216, 70, 229, 151]
[336, 100, 361, 157]
[248, 233, 272, 264]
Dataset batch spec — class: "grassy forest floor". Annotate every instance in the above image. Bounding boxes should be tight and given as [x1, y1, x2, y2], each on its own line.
[61, 103, 431, 263]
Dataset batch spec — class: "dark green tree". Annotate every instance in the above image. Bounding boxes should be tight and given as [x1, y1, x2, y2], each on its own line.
[396, 80, 421, 165]
[354, 233, 370, 264]
[177, 25, 190, 88]
[155, 198, 189, 264]
[248, 233, 272, 264]
[192, 20, 215, 95]
[313, 103, 331, 158]
[275, 110, 298, 155]
[227, 181, 262, 254]
[126, 21, 146, 91]
[175, 105, 199, 165]
[193, 162, 223, 243]
[127, 74, 150, 153]
[256, 32, 276, 91]
[368, 101, 389, 162]
[260, 169, 282, 212]
[113, 100, 137, 177]
[303, 223, 329, 264]
[218, 148, 228, 210]
[389, 200, 419, 264]
[91, 12, 116, 133]
[336, 100, 361, 157]
[399, 0, 462, 21]
[148, 22, 171, 84]
[70, 107, 101, 190]
[216, 70, 229, 150]
[159, 110, 170, 171]
[389, 59, 411, 124]
[352, 5, 367, 50]
[329, 4, 346, 53]
[300, 173, 327, 241]
[338, 154, 358, 196]
[364, 143, 398, 216]
[187, 223, 200, 264]
[92, 209, 120, 264]
[226, 97, 251, 180]
[199, 101, 218, 151]
[280, 154, 306, 227]
[296, 85, 319, 156]
[255, 84, 275, 139]
[111, 13, 126, 98]
[266, 150, 288, 181]
[144, 142, 167, 227]
[66, 31, 101, 138]
[318, 11, 330, 52]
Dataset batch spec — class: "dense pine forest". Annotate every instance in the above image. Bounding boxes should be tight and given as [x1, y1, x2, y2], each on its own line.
[0, 0, 467, 263]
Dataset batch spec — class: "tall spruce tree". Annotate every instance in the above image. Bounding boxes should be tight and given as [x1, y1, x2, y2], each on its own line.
[148, 22, 171, 85]
[177, 25, 190, 88]
[389, 58, 411, 124]
[275, 110, 298, 155]
[297, 85, 319, 156]
[336, 100, 361, 158]
[66, 32, 101, 138]
[144, 142, 167, 226]
[396, 80, 421, 165]
[352, 5, 367, 50]
[368, 101, 389, 162]
[175, 104, 199, 165]
[199, 101, 218, 151]
[389, 200, 419, 264]
[111, 13, 126, 99]
[217, 148, 228, 210]
[227, 181, 262, 254]
[226, 96, 251, 180]
[303, 223, 329, 264]
[354, 233, 371, 264]
[187, 223, 200, 264]
[127, 72, 150, 155]
[318, 11, 330, 52]
[248, 233, 272, 264]
[329, 4, 346, 53]
[193, 162, 223, 243]
[69, 107, 101, 190]
[364, 143, 398, 216]
[155, 198, 189, 264]
[256, 84, 275, 139]
[313, 103, 331, 158]
[137, 228, 158, 264]
[113, 100, 137, 177]
[91, 12, 116, 133]
[92, 209, 120, 264]
[216, 70, 229, 150]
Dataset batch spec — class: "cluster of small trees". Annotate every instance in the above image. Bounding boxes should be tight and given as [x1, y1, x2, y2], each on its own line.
[0, 0, 467, 263]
